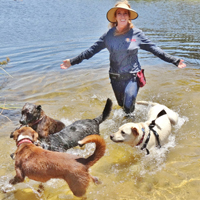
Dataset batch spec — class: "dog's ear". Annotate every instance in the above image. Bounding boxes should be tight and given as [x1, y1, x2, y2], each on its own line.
[36, 105, 42, 110]
[10, 131, 14, 138]
[11, 126, 22, 138]
[131, 127, 139, 136]
[12, 129, 21, 141]
[32, 130, 39, 142]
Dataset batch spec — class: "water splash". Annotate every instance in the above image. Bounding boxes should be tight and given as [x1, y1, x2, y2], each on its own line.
[139, 134, 176, 176]
[0, 176, 15, 193]
[107, 105, 189, 177]
[60, 118, 73, 126]
[174, 115, 189, 133]
[66, 143, 96, 157]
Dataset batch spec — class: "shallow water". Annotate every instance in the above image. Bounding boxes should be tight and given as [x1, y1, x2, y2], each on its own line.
[0, 0, 200, 199]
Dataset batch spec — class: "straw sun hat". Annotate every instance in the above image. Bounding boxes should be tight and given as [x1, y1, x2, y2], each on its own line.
[107, 3, 138, 23]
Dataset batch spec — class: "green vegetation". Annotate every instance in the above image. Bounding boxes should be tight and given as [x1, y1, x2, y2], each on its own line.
[0, 57, 13, 78]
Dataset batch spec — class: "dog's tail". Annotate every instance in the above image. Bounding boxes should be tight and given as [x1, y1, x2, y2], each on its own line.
[94, 98, 112, 124]
[77, 135, 106, 168]
[136, 101, 159, 106]
[137, 100, 178, 125]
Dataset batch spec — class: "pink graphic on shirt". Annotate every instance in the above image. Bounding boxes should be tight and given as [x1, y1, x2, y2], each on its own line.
[126, 38, 136, 42]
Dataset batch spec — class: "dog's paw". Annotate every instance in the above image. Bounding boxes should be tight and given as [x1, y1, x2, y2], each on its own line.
[9, 179, 15, 185]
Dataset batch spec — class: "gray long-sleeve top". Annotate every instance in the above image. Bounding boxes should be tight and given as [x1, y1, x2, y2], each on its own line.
[70, 27, 180, 74]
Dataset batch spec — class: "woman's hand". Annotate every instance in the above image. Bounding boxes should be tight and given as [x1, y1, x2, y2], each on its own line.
[60, 59, 71, 69]
[178, 59, 186, 69]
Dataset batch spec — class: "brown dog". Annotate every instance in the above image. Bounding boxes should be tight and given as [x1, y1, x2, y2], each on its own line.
[19, 103, 65, 138]
[9, 126, 106, 197]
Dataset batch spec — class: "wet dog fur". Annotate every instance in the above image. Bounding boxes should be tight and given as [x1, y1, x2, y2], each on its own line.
[19, 103, 65, 138]
[40, 98, 112, 152]
[9, 126, 106, 197]
[110, 101, 178, 153]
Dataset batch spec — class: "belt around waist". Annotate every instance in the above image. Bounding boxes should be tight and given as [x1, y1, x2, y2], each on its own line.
[109, 72, 137, 81]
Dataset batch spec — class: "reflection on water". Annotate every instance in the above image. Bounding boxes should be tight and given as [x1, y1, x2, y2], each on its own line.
[0, 0, 200, 199]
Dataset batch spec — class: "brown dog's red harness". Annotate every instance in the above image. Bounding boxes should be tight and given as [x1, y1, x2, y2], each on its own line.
[17, 139, 33, 147]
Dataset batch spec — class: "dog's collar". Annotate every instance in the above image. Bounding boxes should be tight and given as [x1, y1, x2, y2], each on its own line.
[17, 139, 33, 147]
[31, 116, 44, 126]
[17, 135, 33, 147]
[136, 128, 145, 146]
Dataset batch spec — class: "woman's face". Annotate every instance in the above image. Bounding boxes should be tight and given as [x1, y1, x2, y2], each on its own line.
[115, 8, 130, 28]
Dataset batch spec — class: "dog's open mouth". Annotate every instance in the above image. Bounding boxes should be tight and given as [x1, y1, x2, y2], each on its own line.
[110, 135, 125, 143]
[111, 139, 125, 143]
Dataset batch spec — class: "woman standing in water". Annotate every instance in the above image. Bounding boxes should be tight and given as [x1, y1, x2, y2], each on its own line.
[60, 0, 186, 114]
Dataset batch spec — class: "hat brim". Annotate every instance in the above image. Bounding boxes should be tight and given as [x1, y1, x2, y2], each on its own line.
[107, 7, 138, 23]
